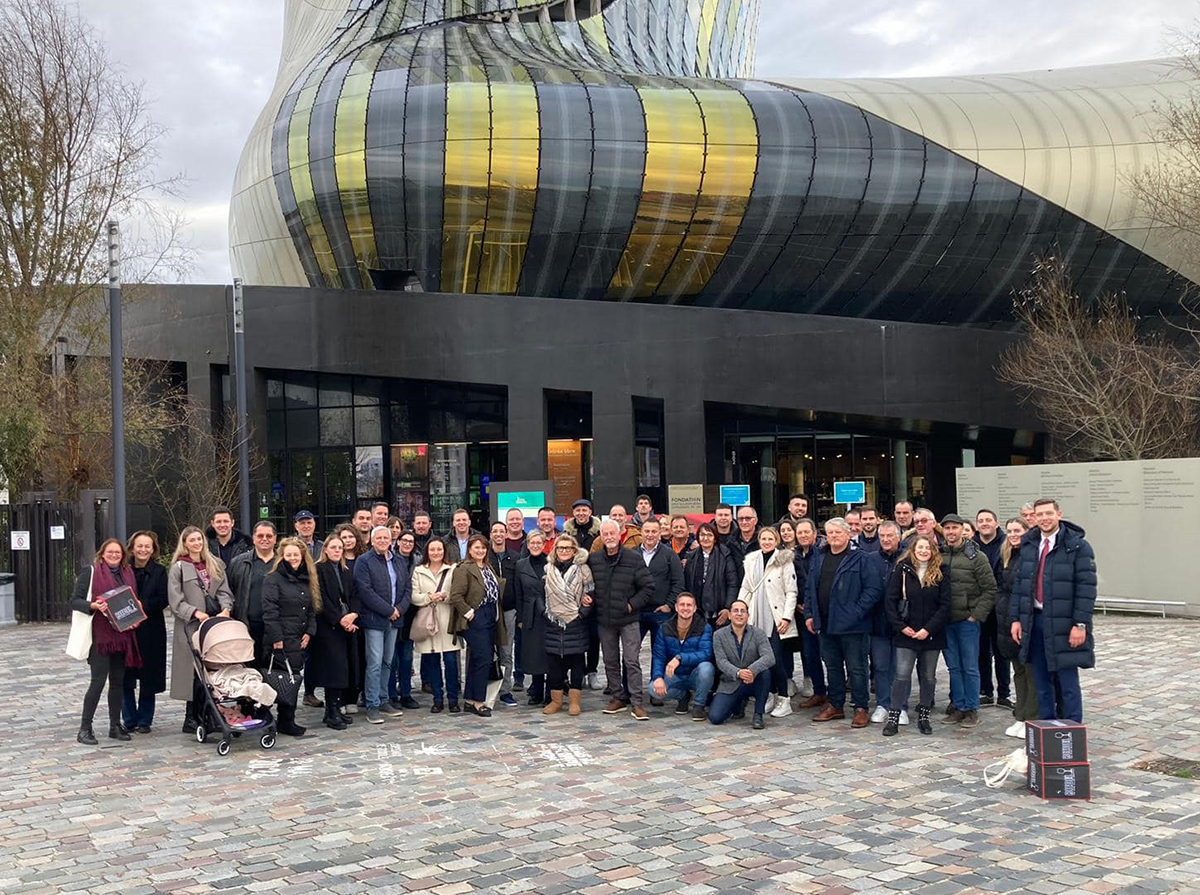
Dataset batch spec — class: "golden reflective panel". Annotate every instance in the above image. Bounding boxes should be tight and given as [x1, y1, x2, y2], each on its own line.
[442, 78, 493, 292]
[288, 82, 341, 287]
[335, 45, 385, 278]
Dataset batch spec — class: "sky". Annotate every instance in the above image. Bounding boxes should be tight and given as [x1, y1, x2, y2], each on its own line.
[76, 0, 1199, 285]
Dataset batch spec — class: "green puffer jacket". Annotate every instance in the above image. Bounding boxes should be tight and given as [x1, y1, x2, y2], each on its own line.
[943, 539, 996, 623]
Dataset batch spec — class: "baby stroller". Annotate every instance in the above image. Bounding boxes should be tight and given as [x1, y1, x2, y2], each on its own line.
[190, 617, 278, 756]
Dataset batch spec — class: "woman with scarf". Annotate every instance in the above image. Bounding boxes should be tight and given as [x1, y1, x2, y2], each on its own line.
[737, 526, 798, 719]
[512, 529, 550, 708]
[72, 539, 143, 745]
[168, 526, 234, 734]
[262, 537, 321, 736]
[448, 534, 507, 718]
[540, 534, 595, 717]
[313, 533, 359, 730]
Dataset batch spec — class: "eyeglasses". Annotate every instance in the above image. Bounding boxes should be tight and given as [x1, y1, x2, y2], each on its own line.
[737, 515, 754, 521]
[556, 546, 574, 551]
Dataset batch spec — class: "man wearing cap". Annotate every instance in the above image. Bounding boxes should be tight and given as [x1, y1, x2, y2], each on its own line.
[563, 499, 601, 551]
[293, 510, 321, 560]
[938, 513, 996, 728]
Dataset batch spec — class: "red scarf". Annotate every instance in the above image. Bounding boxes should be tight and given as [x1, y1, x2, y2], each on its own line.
[90, 563, 143, 668]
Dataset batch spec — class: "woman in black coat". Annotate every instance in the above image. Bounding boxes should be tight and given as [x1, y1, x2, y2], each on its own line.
[996, 517, 1036, 737]
[540, 535, 595, 717]
[313, 534, 360, 730]
[883, 535, 951, 737]
[682, 524, 739, 629]
[123, 531, 168, 733]
[513, 530, 550, 706]
[261, 537, 319, 736]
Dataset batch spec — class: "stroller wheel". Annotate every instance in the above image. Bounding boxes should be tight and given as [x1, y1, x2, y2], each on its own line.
[216, 740, 231, 756]
[260, 732, 276, 749]
[195, 725, 207, 743]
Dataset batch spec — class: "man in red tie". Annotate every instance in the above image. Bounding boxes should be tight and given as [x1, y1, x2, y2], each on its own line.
[1009, 498, 1096, 723]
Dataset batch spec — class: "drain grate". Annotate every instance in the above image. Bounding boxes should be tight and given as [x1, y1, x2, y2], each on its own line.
[1132, 756, 1200, 778]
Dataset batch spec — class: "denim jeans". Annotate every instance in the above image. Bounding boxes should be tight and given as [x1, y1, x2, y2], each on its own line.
[661, 661, 716, 706]
[819, 632, 870, 711]
[1028, 612, 1083, 722]
[426, 651, 461, 703]
[799, 624, 826, 695]
[500, 609, 516, 694]
[364, 626, 398, 710]
[871, 635, 903, 710]
[121, 672, 155, 728]
[945, 619, 982, 712]
[708, 672, 771, 724]
[891, 647, 938, 709]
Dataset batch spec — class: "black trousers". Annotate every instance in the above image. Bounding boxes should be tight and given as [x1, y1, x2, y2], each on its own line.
[82, 650, 126, 728]
[978, 610, 1011, 699]
[585, 615, 601, 674]
[547, 653, 585, 691]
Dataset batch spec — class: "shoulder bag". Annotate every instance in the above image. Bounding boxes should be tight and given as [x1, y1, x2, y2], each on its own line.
[898, 571, 910, 624]
[264, 653, 302, 706]
[410, 569, 448, 643]
[65, 569, 95, 661]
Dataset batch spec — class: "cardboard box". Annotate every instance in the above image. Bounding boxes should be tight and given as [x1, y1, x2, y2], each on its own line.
[1026, 719, 1088, 764]
[1027, 759, 1091, 800]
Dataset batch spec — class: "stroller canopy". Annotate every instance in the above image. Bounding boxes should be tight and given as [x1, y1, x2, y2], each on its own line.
[193, 616, 256, 665]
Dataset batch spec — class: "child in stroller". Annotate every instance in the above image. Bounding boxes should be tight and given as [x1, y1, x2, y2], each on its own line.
[190, 616, 278, 755]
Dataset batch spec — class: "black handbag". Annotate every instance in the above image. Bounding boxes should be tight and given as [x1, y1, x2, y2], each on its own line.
[264, 653, 303, 706]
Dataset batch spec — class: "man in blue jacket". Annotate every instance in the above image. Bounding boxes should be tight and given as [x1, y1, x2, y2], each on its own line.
[804, 517, 882, 728]
[650, 592, 715, 722]
[353, 525, 411, 724]
[1010, 498, 1096, 723]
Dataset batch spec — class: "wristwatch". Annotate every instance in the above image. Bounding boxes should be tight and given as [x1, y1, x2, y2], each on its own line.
[1072, 623, 1086, 629]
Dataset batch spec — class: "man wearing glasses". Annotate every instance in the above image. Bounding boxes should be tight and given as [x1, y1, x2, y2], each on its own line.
[228, 520, 279, 667]
[727, 506, 761, 566]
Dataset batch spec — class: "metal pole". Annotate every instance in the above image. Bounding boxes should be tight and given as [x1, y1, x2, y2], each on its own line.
[232, 278, 252, 533]
[108, 221, 126, 541]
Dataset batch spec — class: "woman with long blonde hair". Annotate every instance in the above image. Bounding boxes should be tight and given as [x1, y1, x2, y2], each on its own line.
[882, 534, 950, 737]
[167, 525, 235, 733]
[262, 536, 321, 737]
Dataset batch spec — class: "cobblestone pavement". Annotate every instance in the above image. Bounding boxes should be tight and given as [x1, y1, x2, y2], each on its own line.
[3, 617, 1199, 895]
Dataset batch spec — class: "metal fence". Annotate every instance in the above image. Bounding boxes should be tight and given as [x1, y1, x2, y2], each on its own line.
[10, 496, 80, 622]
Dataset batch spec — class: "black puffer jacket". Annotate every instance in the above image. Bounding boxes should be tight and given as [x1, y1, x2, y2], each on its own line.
[885, 560, 951, 651]
[683, 543, 739, 621]
[994, 557, 1021, 662]
[261, 562, 318, 668]
[541, 551, 594, 658]
[587, 546, 653, 628]
[513, 553, 550, 675]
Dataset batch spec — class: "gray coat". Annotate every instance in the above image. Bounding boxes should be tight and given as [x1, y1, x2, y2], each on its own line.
[167, 560, 234, 700]
[712, 624, 775, 694]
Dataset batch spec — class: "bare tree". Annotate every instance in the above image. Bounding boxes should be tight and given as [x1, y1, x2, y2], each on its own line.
[997, 254, 1200, 461]
[137, 400, 265, 539]
[0, 0, 189, 494]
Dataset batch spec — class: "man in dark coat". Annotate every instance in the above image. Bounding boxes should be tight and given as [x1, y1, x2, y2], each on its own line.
[588, 520, 653, 720]
[207, 506, 252, 566]
[637, 518, 685, 704]
[1010, 499, 1096, 724]
[794, 518, 828, 710]
[973, 508, 1011, 709]
[939, 514, 996, 728]
[228, 521, 279, 666]
[563, 499, 601, 552]
[804, 518, 882, 728]
[869, 520, 904, 722]
[353, 526, 411, 723]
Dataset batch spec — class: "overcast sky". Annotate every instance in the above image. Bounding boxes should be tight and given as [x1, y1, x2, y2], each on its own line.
[77, 0, 1198, 284]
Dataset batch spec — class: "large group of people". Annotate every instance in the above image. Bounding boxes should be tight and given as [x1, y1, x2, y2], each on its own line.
[69, 493, 1097, 745]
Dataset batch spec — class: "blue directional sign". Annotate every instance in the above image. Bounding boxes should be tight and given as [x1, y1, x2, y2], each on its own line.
[833, 480, 866, 505]
[719, 484, 751, 507]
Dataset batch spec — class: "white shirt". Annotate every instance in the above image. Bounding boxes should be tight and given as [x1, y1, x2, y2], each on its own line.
[641, 544, 658, 566]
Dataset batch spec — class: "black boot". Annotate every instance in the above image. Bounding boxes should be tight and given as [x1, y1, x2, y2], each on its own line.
[77, 725, 98, 746]
[882, 709, 901, 737]
[917, 705, 933, 736]
[182, 701, 198, 734]
[109, 724, 131, 741]
[323, 703, 346, 730]
[278, 703, 306, 737]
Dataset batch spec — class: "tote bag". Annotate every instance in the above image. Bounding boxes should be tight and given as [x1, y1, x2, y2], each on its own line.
[65, 569, 94, 661]
[410, 570, 449, 643]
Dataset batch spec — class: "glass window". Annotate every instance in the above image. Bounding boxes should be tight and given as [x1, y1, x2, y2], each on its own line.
[319, 375, 352, 406]
[851, 435, 891, 512]
[267, 377, 285, 410]
[354, 376, 382, 405]
[355, 405, 381, 444]
[356, 446, 384, 500]
[323, 450, 354, 527]
[319, 407, 353, 446]
[287, 409, 319, 448]
[267, 410, 286, 450]
[289, 452, 319, 517]
[284, 373, 317, 409]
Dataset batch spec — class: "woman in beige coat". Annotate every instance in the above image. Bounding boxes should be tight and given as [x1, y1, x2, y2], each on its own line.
[738, 526, 798, 718]
[410, 538, 462, 713]
[167, 525, 234, 732]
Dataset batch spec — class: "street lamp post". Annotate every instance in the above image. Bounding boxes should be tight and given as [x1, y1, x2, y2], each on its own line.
[232, 278, 252, 533]
[108, 221, 126, 541]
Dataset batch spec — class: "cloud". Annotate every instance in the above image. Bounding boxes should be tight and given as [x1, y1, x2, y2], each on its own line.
[72, 0, 1200, 284]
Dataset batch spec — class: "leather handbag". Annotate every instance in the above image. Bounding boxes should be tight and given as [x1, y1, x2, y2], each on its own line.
[410, 569, 448, 643]
[264, 654, 302, 706]
[65, 570, 94, 661]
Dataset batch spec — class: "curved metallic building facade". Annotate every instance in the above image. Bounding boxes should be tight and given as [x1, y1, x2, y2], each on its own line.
[230, 0, 1199, 325]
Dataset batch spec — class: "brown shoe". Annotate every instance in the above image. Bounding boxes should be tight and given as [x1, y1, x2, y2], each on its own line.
[630, 705, 650, 721]
[851, 708, 869, 728]
[568, 689, 582, 716]
[542, 691, 563, 715]
[602, 698, 629, 714]
[812, 705, 845, 722]
[798, 694, 828, 710]
[960, 709, 979, 728]
[939, 708, 964, 724]
[303, 693, 324, 708]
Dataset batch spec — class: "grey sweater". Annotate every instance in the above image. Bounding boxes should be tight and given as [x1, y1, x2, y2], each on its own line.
[712, 624, 776, 694]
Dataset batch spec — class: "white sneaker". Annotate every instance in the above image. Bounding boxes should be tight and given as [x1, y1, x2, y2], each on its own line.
[585, 673, 600, 691]
[898, 710, 909, 726]
[787, 679, 798, 696]
[764, 694, 776, 714]
[770, 698, 794, 718]
[1005, 721, 1026, 739]
[342, 704, 358, 715]
[870, 705, 889, 723]
[799, 677, 815, 698]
